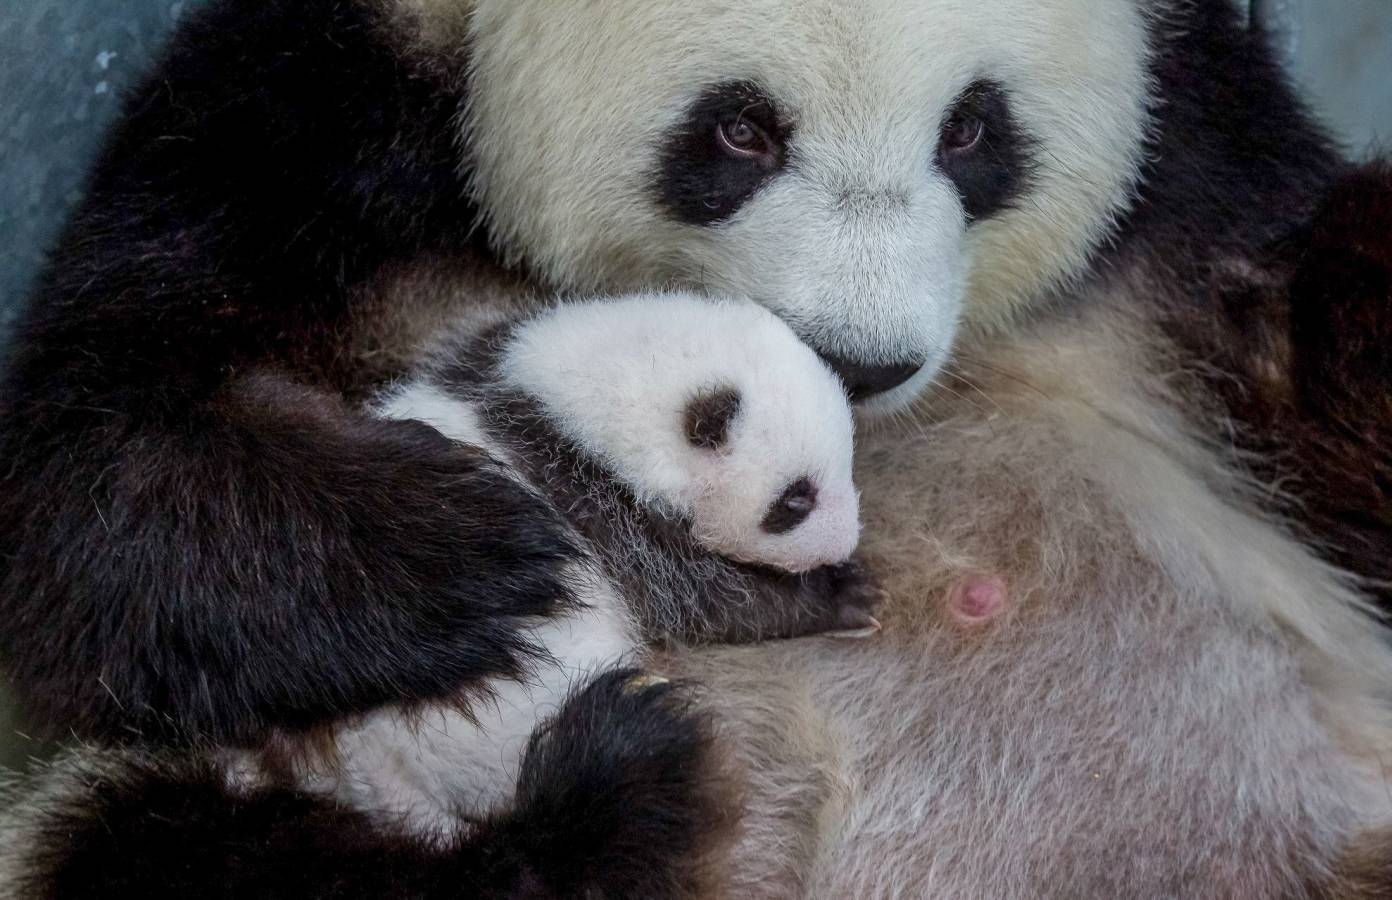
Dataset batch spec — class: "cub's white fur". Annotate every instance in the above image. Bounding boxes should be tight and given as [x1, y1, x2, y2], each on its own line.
[501, 295, 858, 572]
[374, 380, 503, 458]
[296, 564, 635, 834]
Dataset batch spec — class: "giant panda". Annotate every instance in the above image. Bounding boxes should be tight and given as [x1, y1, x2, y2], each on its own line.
[3, 0, 1392, 897]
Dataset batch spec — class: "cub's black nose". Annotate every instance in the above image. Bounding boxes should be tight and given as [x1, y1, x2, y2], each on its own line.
[818, 354, 922, 402]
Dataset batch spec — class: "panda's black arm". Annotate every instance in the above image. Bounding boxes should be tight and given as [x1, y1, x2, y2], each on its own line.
[3, 672, 730, 900]
[0, 0, 575, 744]
[0, 370, 578, 744]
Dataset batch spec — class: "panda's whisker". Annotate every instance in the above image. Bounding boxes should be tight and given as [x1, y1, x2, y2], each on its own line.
[954, 351, 1052, 400]
[926, 380, 990, 418]
[941, 370, 1004, 417]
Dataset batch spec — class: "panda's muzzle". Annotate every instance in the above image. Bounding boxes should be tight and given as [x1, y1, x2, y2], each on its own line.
[818, 354, 922, 403]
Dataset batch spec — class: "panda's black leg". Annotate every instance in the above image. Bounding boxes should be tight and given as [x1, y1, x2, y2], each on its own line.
[1186, 160, 1392, 611]
[481, 668, 736, 898]
[1, 0, 588, 747]
[4, 671, 733, 900]
[1280, 160, 1392, 609]
[777, 556, 886, 638]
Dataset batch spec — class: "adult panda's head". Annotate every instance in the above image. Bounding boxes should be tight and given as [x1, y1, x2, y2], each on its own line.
[415, 0, 1155, 411]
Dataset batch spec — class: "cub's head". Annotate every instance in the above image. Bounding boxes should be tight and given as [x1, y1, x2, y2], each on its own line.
[500, 293, 859, 574]
[428, 0, 1154, 410]
[679, 379, 859, 575]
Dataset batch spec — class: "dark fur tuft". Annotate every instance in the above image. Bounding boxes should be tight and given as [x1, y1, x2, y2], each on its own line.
[1314, 826, 1392, 899]
[1161, 160, 1392, 608]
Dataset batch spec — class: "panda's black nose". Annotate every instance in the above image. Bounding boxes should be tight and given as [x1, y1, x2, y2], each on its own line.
[818, 354, 922, 402]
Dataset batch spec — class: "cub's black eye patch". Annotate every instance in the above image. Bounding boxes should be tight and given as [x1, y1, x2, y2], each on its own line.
[684, 386, 742, 449]
[655, 80, 790, 226]
[761, 477, 817, 535]
[936, 80, 1034, 223]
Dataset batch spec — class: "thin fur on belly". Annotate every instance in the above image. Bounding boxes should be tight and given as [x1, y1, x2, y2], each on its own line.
[665, 300, 1392, 899]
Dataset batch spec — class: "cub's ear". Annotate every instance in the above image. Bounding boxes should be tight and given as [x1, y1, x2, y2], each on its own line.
[684, 386, 742, 450]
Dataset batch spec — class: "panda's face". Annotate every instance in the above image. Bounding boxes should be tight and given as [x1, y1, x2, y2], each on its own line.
[682, 382, 860, 575]
[495, 292, 860, 574]
[461, 0, 1153, 411]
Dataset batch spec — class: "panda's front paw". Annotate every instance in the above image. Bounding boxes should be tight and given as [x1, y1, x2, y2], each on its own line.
[821, 556, 887, 637]
[793, 555, 885, 639]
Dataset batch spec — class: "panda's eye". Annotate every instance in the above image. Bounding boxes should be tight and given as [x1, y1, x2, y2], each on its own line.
[936, 80, 1033, 223]
[939, 114, 985, 154]
[656, 81, 790, 226]
[717, 118, 774, 161]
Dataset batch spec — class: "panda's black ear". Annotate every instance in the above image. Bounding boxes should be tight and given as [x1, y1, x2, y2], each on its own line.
[684, 386, 742, 449]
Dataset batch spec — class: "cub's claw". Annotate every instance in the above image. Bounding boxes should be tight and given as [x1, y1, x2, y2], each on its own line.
[800, 556, 887, 638]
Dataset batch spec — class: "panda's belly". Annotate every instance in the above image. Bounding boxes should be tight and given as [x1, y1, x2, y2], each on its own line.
[674, 324, 1392, 897]
[795, 602, 1355, 898]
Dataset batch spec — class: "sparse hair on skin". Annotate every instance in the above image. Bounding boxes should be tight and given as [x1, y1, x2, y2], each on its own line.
[3, 0, 1392, 895]
[674, 292, 1392, 897]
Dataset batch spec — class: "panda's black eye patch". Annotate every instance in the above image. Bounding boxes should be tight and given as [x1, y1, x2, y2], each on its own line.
[656, 81, 790, 227]
[761, 477, 817, 535]
[684, 386, 742, 449]
[936, 80, 1034, 223]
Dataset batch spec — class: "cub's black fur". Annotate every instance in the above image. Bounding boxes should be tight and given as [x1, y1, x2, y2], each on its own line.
[0, 0, 582, 747]
[6, 672, 733, 900]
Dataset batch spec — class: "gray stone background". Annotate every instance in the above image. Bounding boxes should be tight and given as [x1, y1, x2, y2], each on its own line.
[1, 2, 1390, 771]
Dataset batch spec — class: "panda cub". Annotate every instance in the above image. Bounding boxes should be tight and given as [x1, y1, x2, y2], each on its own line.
[273, 292, 878, 832]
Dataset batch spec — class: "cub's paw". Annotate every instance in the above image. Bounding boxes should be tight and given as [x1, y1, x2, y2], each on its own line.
[504, 668, 737, 899]
[797, 555, 886, 639]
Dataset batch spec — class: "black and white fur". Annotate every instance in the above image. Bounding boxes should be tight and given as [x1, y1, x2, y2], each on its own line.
[256, 292, 872, 832]
[4, 0, 1392, 896]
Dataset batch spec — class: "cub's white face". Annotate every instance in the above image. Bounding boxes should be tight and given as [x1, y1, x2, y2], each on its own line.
[500, 294, 860, 575]
[458, 0, 1154, 411]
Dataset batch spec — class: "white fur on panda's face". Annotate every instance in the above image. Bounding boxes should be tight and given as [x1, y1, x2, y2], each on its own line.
[499, 294, 860, 574]
[460, 0, 1154, 411]
[683, 383, 861, 575]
